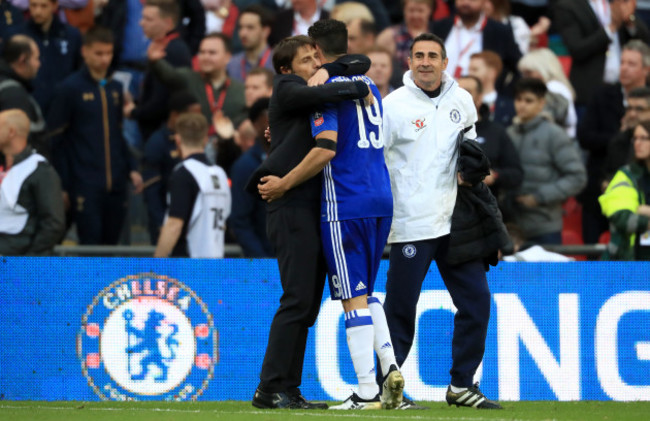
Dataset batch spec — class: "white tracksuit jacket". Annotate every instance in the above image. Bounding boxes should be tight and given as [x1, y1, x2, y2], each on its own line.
[382, 70, 478, 244]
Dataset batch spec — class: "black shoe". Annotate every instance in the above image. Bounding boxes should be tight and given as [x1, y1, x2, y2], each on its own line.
[397, 397, 429, 410]
[446, 383, 503, 409]
[252, 388, 293, 409]
[289, 393, 328, 409]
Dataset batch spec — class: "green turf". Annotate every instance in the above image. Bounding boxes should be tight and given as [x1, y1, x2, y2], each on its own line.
[1, 401, 649, 421]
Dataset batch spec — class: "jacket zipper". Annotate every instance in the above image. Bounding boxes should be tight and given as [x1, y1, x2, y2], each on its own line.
[99, 85, 112, 192]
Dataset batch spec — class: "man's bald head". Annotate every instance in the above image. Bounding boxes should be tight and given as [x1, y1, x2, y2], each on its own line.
[0, 109, 30, 154]
[1, 109, 30, 138]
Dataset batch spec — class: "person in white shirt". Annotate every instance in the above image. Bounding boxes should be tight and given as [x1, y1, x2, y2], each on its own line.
[382, 32, 502, 410]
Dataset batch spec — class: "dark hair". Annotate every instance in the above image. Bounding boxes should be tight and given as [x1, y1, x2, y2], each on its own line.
[83, 25, 114, 47]
[240, 4, 274, 28]
[247, 67, 274, 87]
[3, 35, 35, 64]
[357, 18, 377, 37]
[249, 97, 270, 123]
[458, 75, 483, 94]
[145, 0, 180, 25]
[409, 33, 446, 60]
[168, 90, 199, 113]
[308, 19, 348, 57]
[202, 32, 232, 54]
[272, 35, 316, 73]
[514, 77, 548, 99]
[628, 86, 650, 100]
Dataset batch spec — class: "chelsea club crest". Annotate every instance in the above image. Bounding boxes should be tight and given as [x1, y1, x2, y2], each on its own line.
[78, 273, 217, 401]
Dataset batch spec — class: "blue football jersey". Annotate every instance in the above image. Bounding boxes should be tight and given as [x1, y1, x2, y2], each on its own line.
[310, 75, 393, 222]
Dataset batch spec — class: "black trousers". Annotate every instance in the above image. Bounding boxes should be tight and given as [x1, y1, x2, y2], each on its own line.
[73, 185, 128, 245]
[384, 235, 490, 388]
[258, 205, 327, 393]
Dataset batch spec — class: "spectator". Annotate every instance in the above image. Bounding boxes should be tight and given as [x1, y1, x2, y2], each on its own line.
[484, 0, 530, 55]
[638, 0, 650, 28]
[376, 0, 434, 80]
[0, 0, 23, 50]
[555, 0, 650, 108]
[0, 109, 64, 255]
[457, 74, 523, 221]
[468, 50, 515, 126]
[332, 0, 390, 31]
[47, 26, 143, 245]
[202, 0, 239, 39]
[578, 40, 650, 244]
[229, 97, 272, 257]
[124, 0, 193, 142]
[604, 87, 650, 183]
[0, 35, 47, 161]
[11, 0, 83, 115]
[345, 18, 377, 54]
[176, 0, 206, 55]
[147, 33, 247, 171]
[154, 112, 231, 258]
[599, 120, 650, 260]
[244, 66, 273, 108]
[433, 0, 522, 88]
[142, 90, 201, 244]
[268, 0, 331, 46]
[507, 78, 586, 244]
[517, 48, 578, 138]
[366, 46, 395, 98]
[227, 5, 275, 82]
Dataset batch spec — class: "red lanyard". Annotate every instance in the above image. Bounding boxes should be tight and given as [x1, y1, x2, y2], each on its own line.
[206, 79, 230, 135]
[453, 15, 487, 78]
[240, 47, 271, 80]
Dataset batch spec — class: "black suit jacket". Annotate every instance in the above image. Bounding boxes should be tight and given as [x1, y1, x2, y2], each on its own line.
[432, 16, 522, 93]
[555, 0, 650, 106]
[268, 9, 330, 46]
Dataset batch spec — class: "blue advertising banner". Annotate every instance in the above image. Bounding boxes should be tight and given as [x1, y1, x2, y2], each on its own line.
[0, 258, 648, 402]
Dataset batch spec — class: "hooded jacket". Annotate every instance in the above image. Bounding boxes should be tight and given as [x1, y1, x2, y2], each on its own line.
[382, 70, 477, 243]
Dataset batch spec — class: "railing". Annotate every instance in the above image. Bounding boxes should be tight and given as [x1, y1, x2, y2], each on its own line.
[53, 244, 608, 258]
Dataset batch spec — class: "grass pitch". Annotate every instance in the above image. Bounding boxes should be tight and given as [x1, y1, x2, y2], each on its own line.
[1, 401, 649, 421]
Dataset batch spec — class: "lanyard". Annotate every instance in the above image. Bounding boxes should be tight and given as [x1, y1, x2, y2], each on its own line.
[453, 15, 487, 78]
[205, 79, 231, 135]
[241, 47, 271, 80]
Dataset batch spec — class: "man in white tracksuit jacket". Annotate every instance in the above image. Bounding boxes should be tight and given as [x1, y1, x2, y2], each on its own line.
[381, 33, 502, 410]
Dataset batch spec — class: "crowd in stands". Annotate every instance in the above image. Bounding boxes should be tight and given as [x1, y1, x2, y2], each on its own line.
[1, 0, 650, 260]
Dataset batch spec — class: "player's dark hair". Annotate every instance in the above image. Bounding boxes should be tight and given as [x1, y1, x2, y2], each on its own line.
[202, 32, 232, 54]
[514, 77, 548, 99]
[240, 4, 274, 28]
[83, 26, 114, 47]
[249, 97, 270, 123]
[308, 19, 348, 57]
[168, 91, 199, 113]
[458, 75, 483, 94]
[4, 35, 35, 64]
[409, 33, 446, 60]
[628, 86, 650, 101]
[272, 35, 316, 73]
[176, 113, 208, 147]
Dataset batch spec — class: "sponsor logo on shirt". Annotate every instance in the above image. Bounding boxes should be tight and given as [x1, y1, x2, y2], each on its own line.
[411, 118, 427, 132]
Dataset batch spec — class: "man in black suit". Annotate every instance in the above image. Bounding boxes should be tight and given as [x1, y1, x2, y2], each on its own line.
[432, 0, 521, 93]
[555, 0, 650, 108]
[248, 35, 371, 409]
[268, 0, 330, 46]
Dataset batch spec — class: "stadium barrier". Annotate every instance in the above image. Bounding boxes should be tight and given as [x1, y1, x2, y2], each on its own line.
[0, 258, 648, 402]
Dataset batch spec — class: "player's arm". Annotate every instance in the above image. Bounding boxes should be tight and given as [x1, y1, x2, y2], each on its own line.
[154, 217, 185, 257]
[259, 131, 337, 202]
[279, 75, 369, 113]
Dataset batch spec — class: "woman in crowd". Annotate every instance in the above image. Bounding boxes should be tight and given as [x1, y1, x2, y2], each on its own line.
[599, 120, 650, 260]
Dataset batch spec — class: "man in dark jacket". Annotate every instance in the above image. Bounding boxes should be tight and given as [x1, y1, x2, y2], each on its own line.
[0, 109, 64, 255]
[47, 26, 143, 245]
[0, 34, 47, 160]
[10, 0, 82, 115]
[248, 35, 371, 410]
[0, 0, 23, 49]
[124, 0, 193, 141]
